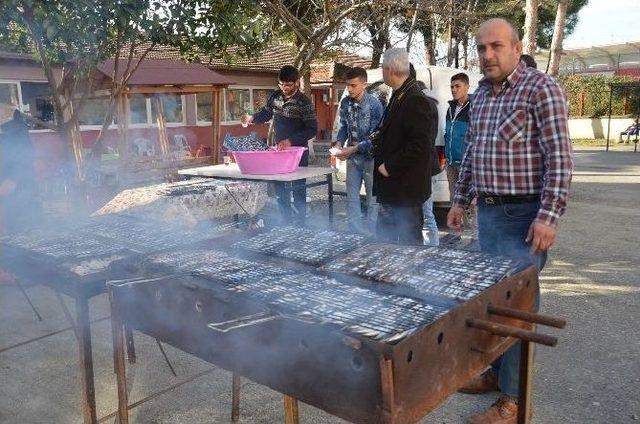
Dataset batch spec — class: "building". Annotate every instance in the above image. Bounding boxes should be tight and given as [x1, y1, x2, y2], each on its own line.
[534, 41, 640, 77]
[0, 45, 371, 179]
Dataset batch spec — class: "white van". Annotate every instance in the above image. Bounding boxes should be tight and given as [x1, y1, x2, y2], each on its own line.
[332, 65, 482, 209]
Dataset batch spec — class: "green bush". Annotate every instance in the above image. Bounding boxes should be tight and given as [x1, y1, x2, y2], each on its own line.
[558, 75, 637, 118]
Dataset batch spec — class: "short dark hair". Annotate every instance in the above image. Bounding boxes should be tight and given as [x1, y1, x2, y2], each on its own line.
[278, 65, 300, 82]
[520, 54, 537, 69]
[345, 67, 368, 82]
[451, 73, 469, 85]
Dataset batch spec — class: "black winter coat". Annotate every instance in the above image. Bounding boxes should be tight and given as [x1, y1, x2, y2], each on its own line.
[373, 78, 437, 206]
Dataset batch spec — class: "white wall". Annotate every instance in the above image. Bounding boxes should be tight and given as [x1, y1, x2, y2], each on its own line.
[568, 117, 636, 140]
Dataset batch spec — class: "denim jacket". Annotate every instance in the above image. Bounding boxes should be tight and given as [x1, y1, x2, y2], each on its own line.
[336, 92, 384, 160]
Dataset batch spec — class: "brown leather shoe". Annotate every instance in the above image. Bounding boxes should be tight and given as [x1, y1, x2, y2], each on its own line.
[467, 396, 518, 424]
[458, 369, 498, 394]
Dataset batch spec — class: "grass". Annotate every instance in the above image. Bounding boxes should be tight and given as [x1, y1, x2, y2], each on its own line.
[572, 138, 638, 147]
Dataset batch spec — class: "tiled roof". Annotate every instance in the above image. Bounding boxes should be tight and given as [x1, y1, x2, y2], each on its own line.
[126, 43, 372, 82]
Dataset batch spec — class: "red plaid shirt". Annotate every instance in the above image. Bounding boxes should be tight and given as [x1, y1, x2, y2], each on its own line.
[453, 61, 573, 227]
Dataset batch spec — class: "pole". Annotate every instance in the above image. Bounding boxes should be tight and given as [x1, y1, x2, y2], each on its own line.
[605, 86, 613, 152]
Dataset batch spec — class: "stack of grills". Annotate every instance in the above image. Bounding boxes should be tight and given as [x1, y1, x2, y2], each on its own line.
[93, 177, 268, 224]
[108, 225, 563, 424]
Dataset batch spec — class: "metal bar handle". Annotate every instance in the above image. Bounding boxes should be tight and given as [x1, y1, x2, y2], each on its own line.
[466, 318, 558, 347]
[487, 305, 567, 329]
[207, 312, 279, 333]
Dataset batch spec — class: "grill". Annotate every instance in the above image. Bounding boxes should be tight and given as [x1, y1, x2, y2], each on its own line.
[93, 177, 268, 223]
[322, 243, 524, 301]
[231, 226, 369, 265]
[108, 230, 565, 424]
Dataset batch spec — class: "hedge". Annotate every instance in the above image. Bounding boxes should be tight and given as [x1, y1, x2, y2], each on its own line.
[558, 74, 639, 118]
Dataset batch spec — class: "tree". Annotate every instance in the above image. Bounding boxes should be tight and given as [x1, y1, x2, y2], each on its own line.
[522, 0, 539, 55]
[548, 0, 569, 76]
[0, 0, 272, 181]
[259, 0, 390, 92]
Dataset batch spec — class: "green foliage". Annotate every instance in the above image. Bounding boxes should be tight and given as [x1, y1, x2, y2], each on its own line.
[558, 74, 638, 118]
[478, 0, 588, 49]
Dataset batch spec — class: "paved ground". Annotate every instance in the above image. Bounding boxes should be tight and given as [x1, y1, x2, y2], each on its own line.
[1, 147, 638, 423]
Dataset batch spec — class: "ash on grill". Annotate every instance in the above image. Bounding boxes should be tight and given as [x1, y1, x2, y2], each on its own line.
[232, 226, 368, 265]
[79, 214, 231, 253]
[322, 243, 524, 301]
[143, 248, 449, 343]
[93, 177, 268, 225]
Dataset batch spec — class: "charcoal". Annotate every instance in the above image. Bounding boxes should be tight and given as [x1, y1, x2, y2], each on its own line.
[322, 243, 523, 301]
[232, 226, 368, 265]
[141, 248, 449, 344]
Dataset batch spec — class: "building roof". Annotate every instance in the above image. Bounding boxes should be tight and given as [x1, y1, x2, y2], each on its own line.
[96, 59, 234, 86]
[126, 43, 372, 83]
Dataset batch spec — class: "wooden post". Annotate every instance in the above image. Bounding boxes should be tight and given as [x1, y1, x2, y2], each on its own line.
[110, 292, 130, 424]
[379, 356, 396, 423]
[211, 89, 222, 164]
[283, 395, 299, 424]
[154, 96, 169, 156]
[76, 294, 97, 424]
[517, 339, 535, 424]
[231, 373, 241, 422]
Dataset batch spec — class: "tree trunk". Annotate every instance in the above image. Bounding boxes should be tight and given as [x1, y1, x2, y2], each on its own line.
[406, 1, 420, 53]
[447, 0, 454, 67]
[522, 0, 539, 56]
[548, 0, 568, 77]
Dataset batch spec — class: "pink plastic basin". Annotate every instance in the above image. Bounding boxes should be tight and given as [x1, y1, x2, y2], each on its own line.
[232, 147, 307, 175]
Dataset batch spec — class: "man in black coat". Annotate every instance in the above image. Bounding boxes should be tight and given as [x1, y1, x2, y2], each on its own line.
[373, 48, 437, 244]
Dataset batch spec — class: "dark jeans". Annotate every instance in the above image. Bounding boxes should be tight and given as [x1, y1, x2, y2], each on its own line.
[477, 200, 545, 398]
[376, 203, 423, 245]
[275, 150, 308, 224]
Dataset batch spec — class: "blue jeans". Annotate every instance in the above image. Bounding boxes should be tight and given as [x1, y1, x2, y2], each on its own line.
[276, 150, 308, 224]
[346, 155, 377, 234]
[421, 177, 439, 246]
[477, 200, 546, 398]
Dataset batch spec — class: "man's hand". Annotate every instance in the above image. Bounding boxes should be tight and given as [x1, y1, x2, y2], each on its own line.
[378, 163, 389, 177]
[277, 139, 292, 150]
[0, 179, 16, 196]
[335, 146, 357, 160]
[447, 206, 465, 233]
[526, 221, 557, 254]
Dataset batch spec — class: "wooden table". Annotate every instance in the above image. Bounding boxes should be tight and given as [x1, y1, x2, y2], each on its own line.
[178, 164, 335, 223]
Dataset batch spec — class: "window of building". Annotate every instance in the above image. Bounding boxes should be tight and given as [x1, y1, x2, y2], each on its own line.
[20, 82, 55, 128]
[129, 95, 148, 125]
[196, 92, 213, 122]
[252, 89, 273, 112]
[78, 98, 112, 126]
[0, 82, 20, 122]
[224, 88, 250, 122]
[151, 94, 183, 123]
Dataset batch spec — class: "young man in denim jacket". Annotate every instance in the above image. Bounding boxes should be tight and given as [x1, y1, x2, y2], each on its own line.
[334, 67, 384, 234]
[445, 72, 476, 235]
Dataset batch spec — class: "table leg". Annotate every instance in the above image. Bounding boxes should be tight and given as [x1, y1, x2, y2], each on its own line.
[125, 326, 136, 364]
[327, 173, 334, 225]
[283, 395, 299, 424]
[517, 339, 534, 424]
[76, 294, 97, 424]
[110, 293, 129, 424]
[231, 372, 241, 422]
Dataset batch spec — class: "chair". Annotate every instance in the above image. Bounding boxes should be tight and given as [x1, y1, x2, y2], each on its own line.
[619, 123, 639, 143]
[171, 134, 192, 159]
[132, 137, 156, 157]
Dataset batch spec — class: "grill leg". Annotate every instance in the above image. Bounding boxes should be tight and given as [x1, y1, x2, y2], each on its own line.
[231, 373, 241, 422]
[155, 338, 177, 377]
[517, 339, 534, 424]
[283, 395, 299, 424]
[110, 293, 129, 424]
[76, 294, 97, 424]
[15, 279, 43, 321]
[125, 326, 136, 364]
[55, 291, 78, 339]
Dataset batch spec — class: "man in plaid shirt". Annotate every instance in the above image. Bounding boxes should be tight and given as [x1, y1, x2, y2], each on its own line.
[447, 18, 572, 424]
